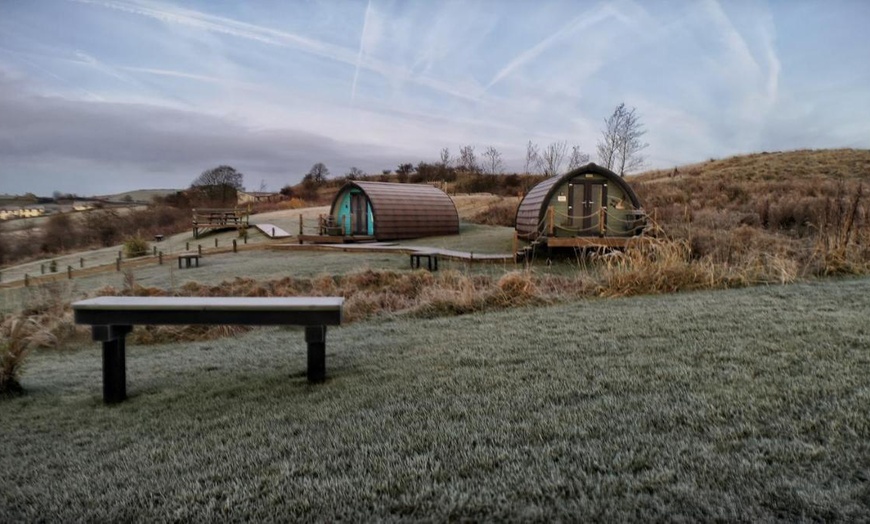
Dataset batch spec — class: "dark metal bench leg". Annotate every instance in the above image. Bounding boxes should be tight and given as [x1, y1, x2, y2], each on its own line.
[305, 325, 326, 382]
[94, 325, 132, 403]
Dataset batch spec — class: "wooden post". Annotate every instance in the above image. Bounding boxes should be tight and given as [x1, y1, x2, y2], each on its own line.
[80, 257, 84, 268]
[159, 252, 163, 265]
[41, 264, 45, 275]
[215, 238, 218, 248]
[186, 241, 190, 251]
[118, 250, 122, 260]
[305, 326, 327, 382]
[271, 227, 275, 238]
[299, 214, 303, 236]
[547, 207, 555, 236]
[233, 239, 237, 252]
[198, 245, 202, 256]
[67, 266, 72, 279]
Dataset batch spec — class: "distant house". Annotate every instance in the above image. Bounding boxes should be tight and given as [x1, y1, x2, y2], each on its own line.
[0, 206, 46, 219]
[237, 191, 283, 204]
[20, 206, 46, 218]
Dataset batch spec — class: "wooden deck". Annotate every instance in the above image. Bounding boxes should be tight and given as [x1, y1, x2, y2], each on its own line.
[542, 236, 649, 249]
[193, 208, 249, 238]
[297, 235, 376, 244]
[254, 223, 292, 239]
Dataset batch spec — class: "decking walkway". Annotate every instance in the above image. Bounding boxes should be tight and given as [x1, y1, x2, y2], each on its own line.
[272, 242, 514, 262]
[254, 224, 293, 239]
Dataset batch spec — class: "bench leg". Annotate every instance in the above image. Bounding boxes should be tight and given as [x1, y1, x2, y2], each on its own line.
[305, 325, 326, 382]
[94, 325, 132, 404]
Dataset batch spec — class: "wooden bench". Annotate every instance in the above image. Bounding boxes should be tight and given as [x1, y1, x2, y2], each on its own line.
[410, 252, 439, 271]
[72, 296, 344, 404]
[177, 253, 200, 268]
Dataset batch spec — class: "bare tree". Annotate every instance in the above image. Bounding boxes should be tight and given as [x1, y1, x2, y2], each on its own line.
[536, 141, 568, 177]
[482, 146, 504, 175]
[304, 163, 330, 184]
[346, 167, 365, 180]
[258, 179, 268, 192]
[597, 103, 648, 176]
[568, 145, 590, 171]
[524, 140, 540, 175]
[458, 145, 479, 173]
[191, 165, 244, 203]
[439, 147, 451, 168]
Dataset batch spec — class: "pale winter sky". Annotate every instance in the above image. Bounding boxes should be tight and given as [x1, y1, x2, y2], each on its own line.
[0, 0, 868, 196]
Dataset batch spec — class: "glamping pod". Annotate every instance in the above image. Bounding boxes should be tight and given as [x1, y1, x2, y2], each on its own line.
[328, 181, 459, 241]
[515, 163, 646, 247]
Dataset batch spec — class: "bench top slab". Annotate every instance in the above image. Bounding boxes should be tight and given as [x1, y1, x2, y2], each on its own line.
[73, 296, 344, 312]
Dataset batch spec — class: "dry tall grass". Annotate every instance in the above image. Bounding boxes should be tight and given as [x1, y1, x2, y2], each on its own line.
[631, 148, 870, 279]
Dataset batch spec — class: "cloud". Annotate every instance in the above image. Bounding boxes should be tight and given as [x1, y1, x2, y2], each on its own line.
[485, 3, 619, 91]
[0, 73, 401, 194]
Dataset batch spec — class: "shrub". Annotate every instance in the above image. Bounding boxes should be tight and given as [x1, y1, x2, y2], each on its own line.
[1, 317, 32, 396]
[123, 236, 149, 258]
[468, 199, 517, 227]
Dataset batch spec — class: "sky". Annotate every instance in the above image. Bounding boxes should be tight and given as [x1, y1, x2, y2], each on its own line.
[0, 0, 868, 196]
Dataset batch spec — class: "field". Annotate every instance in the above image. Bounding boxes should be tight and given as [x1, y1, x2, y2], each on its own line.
[3, 149, 870, 519]
[2, 277, 870, 520]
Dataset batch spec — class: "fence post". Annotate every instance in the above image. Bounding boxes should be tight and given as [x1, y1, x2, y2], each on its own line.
[299, 214, 303, 236]
[233, 239, 237, 253]
[41, 264, 45, 275]
[118, 250, 122, 260]
[153, 246, 157, 256]
[272, 227, 275, 238]
[159, 251, 163, 265]
[80, 257, 84, 268]
[186, 241, 190, 251]
[198, 245, 202, 256]
[67, 266, 72, 279]
[215, 238, 218, 248]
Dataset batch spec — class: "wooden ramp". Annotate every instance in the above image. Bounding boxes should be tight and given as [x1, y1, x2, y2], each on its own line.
[254, 224, 293, 239]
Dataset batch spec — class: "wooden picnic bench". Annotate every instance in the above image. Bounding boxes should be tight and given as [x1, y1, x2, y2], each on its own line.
[72, 296, 344, 404]
[177, 252, 200, 268]
[410, 252, 439, 271]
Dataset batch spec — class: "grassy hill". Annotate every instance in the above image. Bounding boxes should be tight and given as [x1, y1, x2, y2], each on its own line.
[636, 148, 870, 183]
[3, 148, 870, 519]
[98, 188, 178, 203]
[2, 277, 870, 520]
[628, 148, 870, 278]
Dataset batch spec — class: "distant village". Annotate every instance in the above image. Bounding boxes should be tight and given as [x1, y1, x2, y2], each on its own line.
[0, 189, 285, 221]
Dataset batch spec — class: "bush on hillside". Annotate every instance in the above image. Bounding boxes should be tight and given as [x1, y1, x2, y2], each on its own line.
[123, 236, 149, 258]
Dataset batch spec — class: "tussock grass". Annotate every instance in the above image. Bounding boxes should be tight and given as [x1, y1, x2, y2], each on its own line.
[632, 149, 870, 280]
[2, 278, 870, 520]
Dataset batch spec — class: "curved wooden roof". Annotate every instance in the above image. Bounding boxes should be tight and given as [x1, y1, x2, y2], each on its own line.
[330, 181, 459, 241]
[515, 163, 643, 237]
